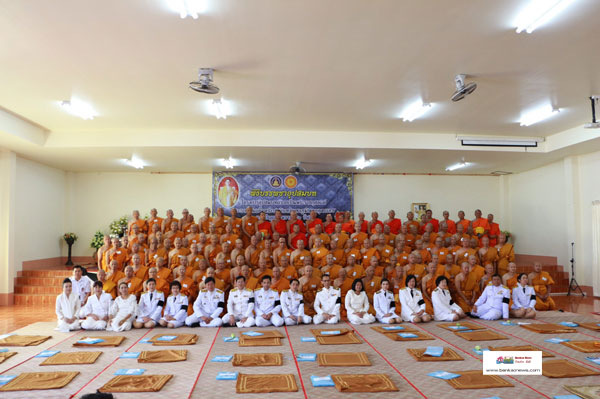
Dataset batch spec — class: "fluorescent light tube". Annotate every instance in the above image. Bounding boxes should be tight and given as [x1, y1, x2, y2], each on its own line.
[515, 0, 576, 33]
[445, 162, 470, 172]
[519, 106, 560, 126]
[400, 100, 433, 122]
[210, 99, 230, 119]
[223, 157, 234, 169]
[123, 156, 145, 169]
[355, 158, 372, 170]
[60, 99, 97, 120]
[167, 0, 206, 19]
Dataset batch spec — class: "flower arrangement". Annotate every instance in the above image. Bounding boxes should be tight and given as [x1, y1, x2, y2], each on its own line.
[90, 230, 105, 250]
[63, 232, 78, 245]
[110, 215, 128, 237]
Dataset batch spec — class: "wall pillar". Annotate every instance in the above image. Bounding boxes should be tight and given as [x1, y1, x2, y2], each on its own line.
[0, 149, 16, 305]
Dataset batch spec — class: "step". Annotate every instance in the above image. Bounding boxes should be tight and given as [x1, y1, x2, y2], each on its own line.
[515, 254, 558, 265]
[19, 270, 73, 278]
[14, 293, 57, 306]
[14, 285, 63, 295]
[15, 276, 70, 286]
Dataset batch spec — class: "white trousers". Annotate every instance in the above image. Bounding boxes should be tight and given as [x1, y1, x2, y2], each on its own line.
[403, 312, 430, 322]
[313, 314, 339, 324]
[376, 313, 400, 324]
[222, 313, 255, 328]
[284, 315, 312, 325]
[81, 317, 107, 330]
[160, 317, 185, 328]
[56, 319, 80, 333]
[255, 313, 284, 327]
[107, 316, 133, 332]
[473, 304, 502, 320]
[185, 314, 223, 327]
[348, 312, 375, 325]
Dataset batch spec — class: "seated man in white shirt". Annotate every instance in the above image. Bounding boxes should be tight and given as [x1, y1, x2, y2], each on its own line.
[472, 274, 510, 320]
[55, 278, 81, 332]
[80, 281, 112, 330]
[223, 275, 255, 328]
[510, 273, 537, 319]
[281, 279, 312, 325]
[431, 275, 466, 322]
[186, 277, 224, 327]
[70, 265, 93, 308]
[254, 275, 284, 327]
[373, 278, 401, 324]
[134, 278, 165, 328]
[313, 273, 341, 324]
[159, 281, 189, 328]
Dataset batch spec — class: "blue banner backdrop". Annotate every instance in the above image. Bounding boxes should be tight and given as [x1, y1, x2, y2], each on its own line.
[212, 172, 353, 219]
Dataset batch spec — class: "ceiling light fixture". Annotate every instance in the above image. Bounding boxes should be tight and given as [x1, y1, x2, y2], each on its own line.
[222, 157, 235, 169]
[210, 99, 230, 119]
[400, 100, 433, 122]
[515, 0, 576, 34]
[123, 156, 145, 169]
[59, 99, 97, 120]
[457, 136, 542, 147]
[445, 160, 470, 172]
[167, 0, 206, 19]
[355, 158, 372, 170]
[519, 105, 560, 126]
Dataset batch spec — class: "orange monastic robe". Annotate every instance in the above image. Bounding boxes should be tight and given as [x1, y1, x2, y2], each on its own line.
[301, 276, 322, 317]
[361, 248, 380, 265]
[271, 278, 291, 294]
[312, 247, 329, 268]
[423, 275, 436, 315]
[531, 271, 556, 311]
[497, 244, 515, 276]
[281, 266, 298, 282]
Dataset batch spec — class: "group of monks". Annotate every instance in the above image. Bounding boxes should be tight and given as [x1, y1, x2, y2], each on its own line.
[93, 206, 556, 321]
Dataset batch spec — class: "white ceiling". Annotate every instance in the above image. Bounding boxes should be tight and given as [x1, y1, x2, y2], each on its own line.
[1, 0, 600, 174]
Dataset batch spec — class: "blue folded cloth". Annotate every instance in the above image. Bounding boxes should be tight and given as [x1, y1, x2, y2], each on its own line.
[77, 338, 105, 344]
[156, 335, 177, 341]
[119, 352, 140, 359]
[320, 330, 341, 335]
[544, 338, 570, 344]
[310, 375, 335, 387]
[242, 331, 264, 337]
[212, 355, 233, 362]
[296, 353, 317, 362]
[216, 371, 238, 380]
[114, 368, 145, 375]
[398, 332, 419, 338]
[500, 321, 516, 326]
[0, 375, 17, 386]
[0, 348, 9, 353]
[301, 337, 317, 342]
[224, 336, 239, 342]
[448, 325, 469, 330]
[554, 396, 584, 399]
[586, 356, 600, 365]
[424, 346, 444, 357]
[35, 350, 60, 358]
[473, 348, 490, 356]
[139, 338, 151, 343]
[382, 326, 404, 331]
[427, 371, 461, 380]
[559, 321, 578, 327]
[0, 334, 15, 340]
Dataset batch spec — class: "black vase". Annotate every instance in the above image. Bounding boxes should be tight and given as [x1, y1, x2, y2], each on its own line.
[65, 239, 74, 265]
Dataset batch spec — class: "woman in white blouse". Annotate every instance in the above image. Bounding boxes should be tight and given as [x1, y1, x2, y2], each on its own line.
[431, 275, 466, 321]
[55, 278, 81, 333]
[398, 274, 431, 323]
[107, 282, 137, 332]
[510, 273, 536, 319]
[345, 278, 375, 325]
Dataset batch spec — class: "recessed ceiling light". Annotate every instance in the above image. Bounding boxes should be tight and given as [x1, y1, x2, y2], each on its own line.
[400, 100, 433, 122]
[515, 0, 576, 34]
[123, 156, 145, 169]
[355, 158, 372, 170]
[222, 157, 235, 169]
[166, 0, 207, 19]
[445, 160, 471, 172]
[519, 105, 560, 126]
[59, 98, 97, 120]
[210, 99, 231, 120]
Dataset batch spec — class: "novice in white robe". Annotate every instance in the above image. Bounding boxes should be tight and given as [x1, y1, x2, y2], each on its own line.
[80, 281, 112, 330]
[345, 279, 375, 325]
[55, 278, 81, 332]
[107, 283, 137, 332]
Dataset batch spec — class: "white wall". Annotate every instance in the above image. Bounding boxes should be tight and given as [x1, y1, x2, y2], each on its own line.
[354, 174, 502, 222]
[14, 156, 66, 268]
[577, 151, 600, 293]
[67, 172, 213, 256]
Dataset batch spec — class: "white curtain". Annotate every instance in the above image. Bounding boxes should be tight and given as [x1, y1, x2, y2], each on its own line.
[592, 201, 600, 296]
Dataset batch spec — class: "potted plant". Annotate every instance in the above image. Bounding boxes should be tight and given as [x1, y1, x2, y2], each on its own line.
[90, 230, 105, 261]
[63, 232, 78, 265]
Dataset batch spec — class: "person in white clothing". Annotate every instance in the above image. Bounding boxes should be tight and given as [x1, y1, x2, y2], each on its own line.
[313, 273, 341, 324]
[70, 265, 93, 306]
[281, 279, 312, 325]
[55, 278, 81, 332]
[398, 274, 431, 323]
[185, 277, 224, 327]
[254, 275, 284, 327]
[472, 274, 510, 320]
[223, 275, 255, 328]
[373, 278, 401, 324]
[431, 275, 466, 321]
[80, 281, 112, 330]
[345, 278, 376, 325]
[134, 278, 165, 328]
[107, 282, 137, 332]
[510, 273, 536, 319]
[159, 281, 189, 328]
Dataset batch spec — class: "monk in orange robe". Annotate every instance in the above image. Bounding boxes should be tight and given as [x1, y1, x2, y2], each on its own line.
[341, 211, 355, 234]
[328, 239, 346, 268]
[487, 214, 501, 247]
[287, 210, 307, 235]
[107, 238, 128, 271]
[290, 240, 311, 272]
[529, 262, 556, 311]
[355, 212, 368, 233]
[147, 208, 163, 235]
[453, 262, 480, 313]
[146, 266, 170, 297]
[384, 209, 402, 235]
[279, 256, 298, 282]
[323, 213, 336, 235]
[128, 210, 148, 235]
[198, 207, 213, 235]
[454, 238, 476, 265]
[456, 210, 470, 232]
[97, 235, 112, 272]
[255, 211, 272, 239]
[118, 265, 143, 299]
[203, 234, 222, 268]
[495, 233, 515, 276]
[310, 237, 329, 267]
[161, 209, 179, 234]
[306, 210, 323, 235]
[344, 256, 365, 280]
[421, 263, 437, 315]
[321, 253, 341, 279]
[271, 266, 291, 294]
[214, 254, 232, 292]
[129, 254, 148, 281]
[168, 237, 191, 269]
[350, 230, 368, 249]
[502, 262, 518, 290]
[299, 265, 321, 317]
[333, 268, 353, 319]
[441, 211, 456, 234]
[404, 253, 426, 285]
[478, 237, 498, 272]
[105, 260, 125, 299]
[435, 254, 461, 294]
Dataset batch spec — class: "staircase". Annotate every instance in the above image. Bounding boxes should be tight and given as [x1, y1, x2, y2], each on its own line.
[515, 254, 570, 293]
[14, 269, 72, 305]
